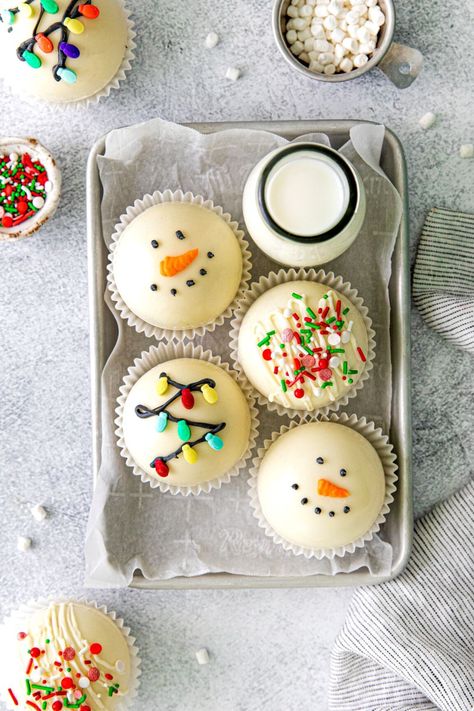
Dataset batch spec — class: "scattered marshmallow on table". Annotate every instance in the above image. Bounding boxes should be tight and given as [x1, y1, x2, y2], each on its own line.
[459, 144, 473, 159]
[285, 0, 384, 74]
[195, 648, 210, 665]
[225, 67, 241, 81]
[419, 112, 436, 130]
[17, 536, 32, 552]
[204, 32, 219, 49]
[30, 503, 48, 522]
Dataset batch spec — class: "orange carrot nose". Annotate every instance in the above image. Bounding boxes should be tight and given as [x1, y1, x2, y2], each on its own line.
[317, 479, 349, 498]
[160, 248, 199, 277]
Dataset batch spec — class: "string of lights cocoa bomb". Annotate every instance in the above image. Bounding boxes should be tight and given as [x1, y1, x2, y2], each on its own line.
[0, 151, 50, 229]
[135, 372, 226, 478]
[8, 632, 124, 710]
[0, 0, 100, 84]
[256, 289, 367, 402]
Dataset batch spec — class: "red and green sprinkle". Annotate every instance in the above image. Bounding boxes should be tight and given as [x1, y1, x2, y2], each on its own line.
[0, 152, 50, 229]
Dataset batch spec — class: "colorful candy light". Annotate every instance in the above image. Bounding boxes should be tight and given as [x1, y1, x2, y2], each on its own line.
[63, 16, 84, 34]
[56, 66, 77, 83]
[59, 41, 81, 58]
[78, 3, 100, 18]
[22, 49, 41, 68]
[35, 32, 54, 53]
[40, 0, 59, 12]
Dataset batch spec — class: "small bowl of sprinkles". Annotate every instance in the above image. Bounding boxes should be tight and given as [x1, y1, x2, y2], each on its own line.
[0, 136, 61, 241]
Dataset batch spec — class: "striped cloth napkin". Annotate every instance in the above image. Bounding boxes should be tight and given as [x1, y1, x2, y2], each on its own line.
[328, 479, 474, 711]
[413, 208, 474, 352]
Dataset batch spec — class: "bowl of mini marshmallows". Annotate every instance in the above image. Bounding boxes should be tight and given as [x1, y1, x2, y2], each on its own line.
[273, 0, 394, 81]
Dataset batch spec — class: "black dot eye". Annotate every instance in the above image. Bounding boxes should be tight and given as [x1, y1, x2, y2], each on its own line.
[170, 288, 177, 296]
[186, 280, 195, 287]
[329, 511, 335, 517]
[316, 457, 324, 464]
[150, 284, 157, 291]
[291, 483, 299, 490]
[200, 268, 207, 276]
[340, 469, 347, 477]
[151, 239, 158, 248]
[343, 506, 350, 514]
[176, 230, 185, 240]
[300, 497, 308, 505]
[314, 507, 321, 515]
[207, 251, 214, 258]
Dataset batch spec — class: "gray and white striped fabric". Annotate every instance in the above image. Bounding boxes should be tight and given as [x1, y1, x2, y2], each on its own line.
[413, 208, 474, 353]
[329, 479, 474, 711]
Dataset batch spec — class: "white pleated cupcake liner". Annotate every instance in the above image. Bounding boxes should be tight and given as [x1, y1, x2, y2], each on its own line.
[229, 267, 376, 419]
[0, 0, 136, 109]
[0, 137, 61, 241]
[248, 412, 398, 560]
[107, 189, 252, 341]
[0, 596, 141, 711]
[115, 341, 260, 496]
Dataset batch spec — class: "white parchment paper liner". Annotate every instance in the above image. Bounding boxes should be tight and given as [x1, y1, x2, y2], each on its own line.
[0, 0, 136, 110]
[0, 136, 61, 241]
[0, 596, 141, 711]
[115, 342, 260, 496]
[107, 189, 252, 341]
[229, 267, 376, 419]
[249, 412, 398, 559]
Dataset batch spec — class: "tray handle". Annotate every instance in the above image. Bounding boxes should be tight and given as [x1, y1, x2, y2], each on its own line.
[378, 42, 424, 89]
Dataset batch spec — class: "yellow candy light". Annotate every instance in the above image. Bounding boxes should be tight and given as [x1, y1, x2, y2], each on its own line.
[201, 383, 218, 404]
[182, 444, 198, 464]
[64, 17, 84, 34]
[156, 376, 168, 396]
[18, 2, 34, 17]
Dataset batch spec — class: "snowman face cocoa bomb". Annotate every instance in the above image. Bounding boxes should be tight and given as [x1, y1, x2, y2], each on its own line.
[238, 280, 370, 412]
[0, 0, 129, 104]
[122, 358, 251, 488]
[112, 202, 244, 332]
[256, 422, 386, 551]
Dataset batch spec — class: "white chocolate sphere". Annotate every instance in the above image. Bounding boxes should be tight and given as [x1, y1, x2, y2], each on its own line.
[122, 358, 251, 488]
[0, 0, 129, 104]
[0, 601, 133, 710]
[238, 280, 369, 411]
[257, 422, 386, 550]
[112, 202, 243, 332]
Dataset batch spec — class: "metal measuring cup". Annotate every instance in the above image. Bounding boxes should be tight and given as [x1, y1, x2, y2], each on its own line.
[273, 0, 423, 88]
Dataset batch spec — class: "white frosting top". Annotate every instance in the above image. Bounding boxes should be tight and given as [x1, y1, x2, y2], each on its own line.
[0, 0, 128, 104]
[112, 202, 243, 331]
[257, 422, 386, 550]
[122, 358, 251, 487]
[238, 280, 369, 411]
[1, 602, 132, 711]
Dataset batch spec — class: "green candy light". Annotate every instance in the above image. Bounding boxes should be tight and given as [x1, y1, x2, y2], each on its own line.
[1, 9, 15, 24]
[177, 419, 191, 442]
[205, 433, 224, 451]
[41, 0, 59, 12]
[23, 50, 42, 69]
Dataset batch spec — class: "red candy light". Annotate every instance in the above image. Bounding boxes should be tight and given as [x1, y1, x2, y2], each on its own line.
[154, 459, 169, 478]
[181, 388, 194, 409]
[78, 3, 100, 18]
[89, 642, 102, 655]
[35, 33, 54, 53]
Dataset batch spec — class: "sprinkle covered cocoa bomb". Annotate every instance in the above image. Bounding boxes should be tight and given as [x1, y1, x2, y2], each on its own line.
[256, 421, 386, 551]
[121, 358, 251, 489]
[237, 280, 370, 412]
[112, 201, 244, 333]
[0, 0, 131, 104]
[0, 600, 138, 711]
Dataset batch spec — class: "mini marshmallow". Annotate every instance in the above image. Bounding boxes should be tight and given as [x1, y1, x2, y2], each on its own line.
[293, 16, 310, 29]
[195, 648, 210, 665]
[342, 36, 359, 53]
[318, 51, 335, 64]
[311, 22, 326, 37]
[359, 39, 376, 53]
[299, 50, 310, 62]
[204, 32, 219, 49]
[353, 52, 368, 67]
[304, 37, 314, 50]
[368, 6, 385, 24]
[225, 66, 241, 81]
[309, 60, 325, 73]
[339, 57, 354, 72]
[300, 3, 314, 15]
[356, 26, 371, 43]
[323, 14, 337, 29]
[347, 24, 359, 38]
[459, 144, 473, 158]
[364, 20, 379, 34]
[334, 42, 347, 59]
[298, 27, 312, 39]
[17, 536, 32, 552]
[327, 0, 342, 15]
[419, 112, 436, 129]
[31, 504, 47, 522]
[314, 38, 331, 51]
[287, 29, 298, 43]
[330, 27, 345, 43]
[315, 4, 329, 16]
[287, 5, 299, 17]
[290, 40, 304, 54]
[324, 63, 336, 74]
[345, 9, 362, 24]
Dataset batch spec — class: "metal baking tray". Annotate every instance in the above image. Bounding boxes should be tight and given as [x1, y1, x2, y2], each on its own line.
[87, 120, 412, 589]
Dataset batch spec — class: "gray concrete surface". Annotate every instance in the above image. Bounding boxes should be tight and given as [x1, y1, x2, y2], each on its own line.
[0, 1, 473, 709]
